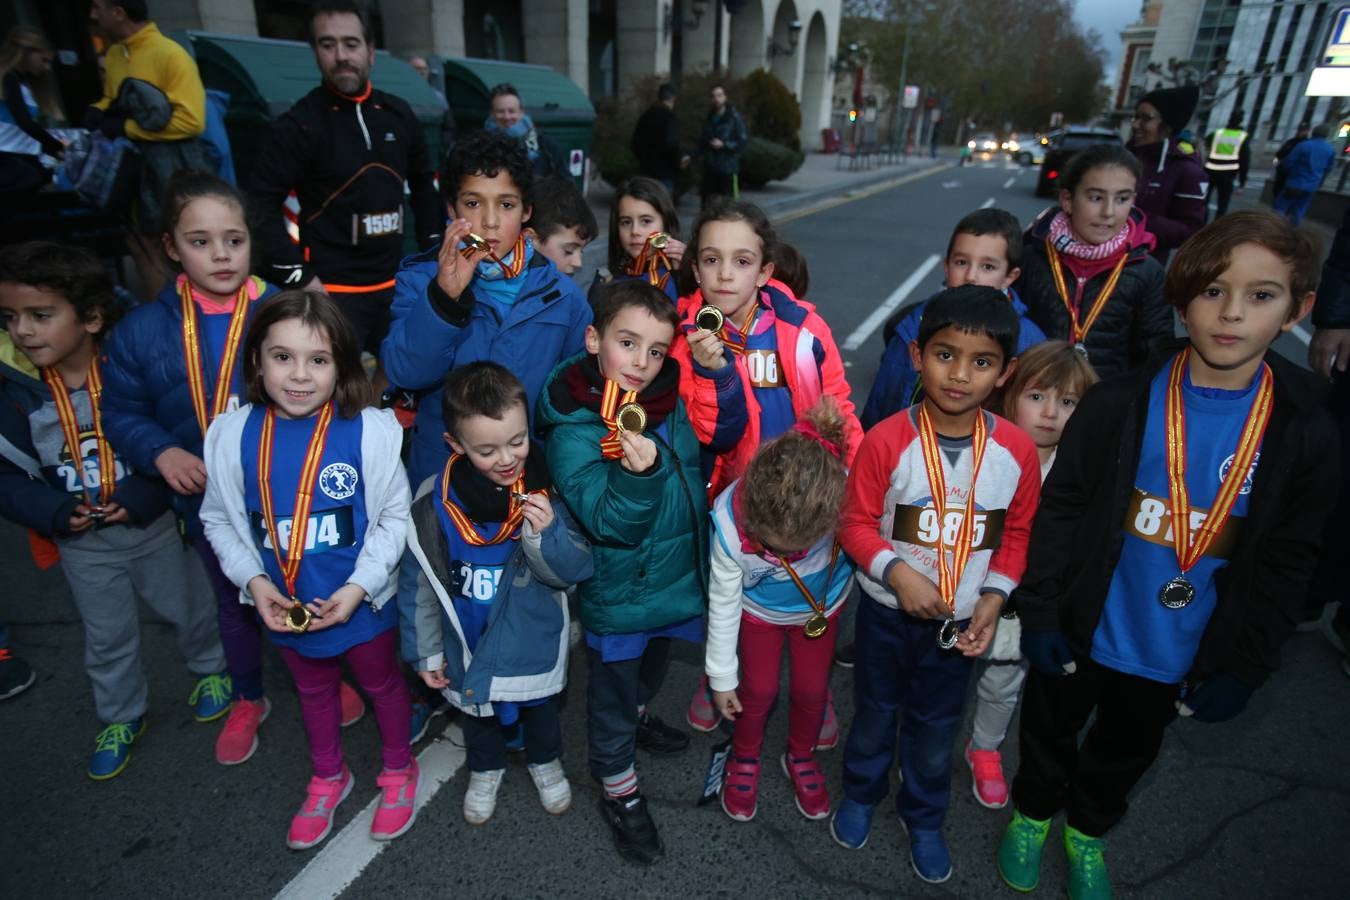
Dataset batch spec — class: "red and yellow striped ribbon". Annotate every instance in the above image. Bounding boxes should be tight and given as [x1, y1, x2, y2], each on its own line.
[181, 279, 250, 436]
[599, 378, 638, 459]
[916, 404, 989, 616]
[1045, 238, 1128, 345]
[440, 453, 526, 546]
[41, 357, 116, 506]
[257, 403, 334, 597]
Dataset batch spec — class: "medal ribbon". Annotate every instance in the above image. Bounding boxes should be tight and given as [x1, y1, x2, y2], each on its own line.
[440, 454, 527, 546]
[916, 405, 989, 615]
[257, 403, 334, 597]
[718, 297, 760, 356]
[181, 279, 250, 436]
[778, 542, 841, 619]
[599, 378, 639, 459]
[483, 233, 528, 280]
[1045, 238, 1128, 345]
[42, 357, 116, 507]
[626, 239, 672, 290]
[1164, 348, 1273, 573]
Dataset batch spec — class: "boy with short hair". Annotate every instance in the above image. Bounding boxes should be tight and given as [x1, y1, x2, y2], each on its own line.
[833, 284, 1041, 884]
[998, 210, 1337, 899]
[381, 131, 592, 488]
[536, 280, 708, 866]
[526, 174, 598, 277]
[401, 361, 592, 825]
[862, 208, 1047, 430]
[0, 242, 229, 779]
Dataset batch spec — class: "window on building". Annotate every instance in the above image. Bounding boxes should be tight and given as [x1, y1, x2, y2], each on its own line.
[254, 0, 386, 45]
[464, 0, 524, 62]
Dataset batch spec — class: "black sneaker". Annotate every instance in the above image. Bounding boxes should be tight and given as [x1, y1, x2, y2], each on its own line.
[834, 641, 856, 669]
[0, 648, 36, 700]
[600, 791, 664, 865]
[636, 712, 690, 756]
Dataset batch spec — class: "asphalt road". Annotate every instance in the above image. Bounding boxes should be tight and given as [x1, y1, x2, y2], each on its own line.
[2, 161, 1346, 900]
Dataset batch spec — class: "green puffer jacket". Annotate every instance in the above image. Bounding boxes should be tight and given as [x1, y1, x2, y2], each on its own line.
[536, 355, 708, 635]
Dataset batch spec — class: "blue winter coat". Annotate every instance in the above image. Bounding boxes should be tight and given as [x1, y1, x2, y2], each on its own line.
[380, 248, 592, 487]
[859, 288, 1046, 430]
[99, 276, 280, 534]
[1279, 138, 1337, 193]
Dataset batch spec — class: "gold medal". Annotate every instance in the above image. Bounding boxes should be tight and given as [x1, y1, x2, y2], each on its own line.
[804, 613, 829, 639]
[286, 603, 312, 634]
[695, 305, 725, 332]
[461, 232, 490, 257]
[647, 231, 670, 251]
[616, 402, 647, 435]
[778, 543, 841, 640]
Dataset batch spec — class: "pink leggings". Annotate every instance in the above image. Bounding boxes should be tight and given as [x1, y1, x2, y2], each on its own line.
[732, 610, 839, 760]
[278, 629, 412, 778]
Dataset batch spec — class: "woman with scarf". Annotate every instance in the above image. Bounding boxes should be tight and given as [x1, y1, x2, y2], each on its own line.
[482, 83, 564, 177]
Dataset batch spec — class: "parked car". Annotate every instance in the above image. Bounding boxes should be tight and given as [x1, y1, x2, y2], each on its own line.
[967, 132, 1002, 159]
[1035, 127, 1122, 196]
[1014, 132, 1052, 166]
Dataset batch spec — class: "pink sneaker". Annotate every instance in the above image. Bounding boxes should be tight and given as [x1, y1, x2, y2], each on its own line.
[721, 757, 761, 822]
[215, 697, 270, 766]
[371, 759, 420, 841]
[339, 680, 365, 728]
[965, 740, 1009, 809]
[686, 674, 719, 733]
[287, 767, 354, 850]
[782, 752, 831, 820]
[815, 690, 840, 751]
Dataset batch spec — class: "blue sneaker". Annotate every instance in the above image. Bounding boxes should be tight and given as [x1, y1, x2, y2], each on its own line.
[830, 796, 874, 849]
[188, 672, 232, 722]
[410, 697, 448, 744]
[89, 718, 146, 780]
[902, 820, 953, 884]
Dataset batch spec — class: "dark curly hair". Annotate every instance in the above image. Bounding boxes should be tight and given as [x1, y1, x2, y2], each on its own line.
[441, 131, 533, 212]
[0, 241, 122, 338]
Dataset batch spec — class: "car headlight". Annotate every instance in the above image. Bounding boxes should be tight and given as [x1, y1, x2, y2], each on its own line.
[967, 140, 976, 148]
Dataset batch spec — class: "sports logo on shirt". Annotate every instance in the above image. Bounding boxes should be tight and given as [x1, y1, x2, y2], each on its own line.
[1218, 451, 1259, 496]
[319, 463, 359, 500]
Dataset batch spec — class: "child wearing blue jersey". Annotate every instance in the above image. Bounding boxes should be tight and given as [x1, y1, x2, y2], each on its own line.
[589, 177, 687, 304]
[705, 398, 855, 823]
[201, 291, 416, 851]
[0, 242, 227, 780]
[402, 362, 593, 825]
[999, 212, 1338, 898]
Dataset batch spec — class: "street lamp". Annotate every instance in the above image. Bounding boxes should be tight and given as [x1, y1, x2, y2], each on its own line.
[767, 19, 802, 57]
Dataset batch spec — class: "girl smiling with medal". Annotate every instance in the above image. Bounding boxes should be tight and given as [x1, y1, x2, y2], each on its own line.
[704, 399, 855, 824]
[1000, 212, 1337, 900]
[200, 291, 417, 851]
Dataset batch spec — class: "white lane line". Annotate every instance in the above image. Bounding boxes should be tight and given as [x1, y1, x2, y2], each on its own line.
[1291, 323, 1312, 346]
[1002, 176, 1016, 189]
[276, 727, 467, 900]
[980, 196, 996, 209]
[842, 254, 943, 351]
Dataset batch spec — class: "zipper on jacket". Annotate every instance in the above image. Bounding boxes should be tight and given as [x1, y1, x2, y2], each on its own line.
[355, 100, 372, 150]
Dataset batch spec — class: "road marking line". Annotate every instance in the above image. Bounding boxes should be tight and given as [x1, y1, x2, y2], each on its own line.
[275, 727, 467, 900]
[1002, 176, 1016, 189]
[1291, 323, 1312, 346]
[776, 163, 955, 225]
[842, 254, 942, 351]
[980, 197, 996, 208]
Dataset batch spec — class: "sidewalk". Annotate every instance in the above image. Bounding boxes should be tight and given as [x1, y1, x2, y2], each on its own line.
[579, 150, 952, 286]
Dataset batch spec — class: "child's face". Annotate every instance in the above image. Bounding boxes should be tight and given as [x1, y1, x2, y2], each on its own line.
[584, 306, 676, 393]
[258, 318, 337, 420]
[1179, 242, 1313, 378]
[446, 402, 530, 486]
[1013, 384, 1080, 452]
[944, 232, 1019, 292]
[908, 326, 1012, 420]
[0, 283, 100, 370]
[617, 196, 665, 263]
[694, 219, 774, 321]
[452, 171, 531, 256]
[533, 225, 589, 275]
[1059, 165, 1136, 246]
[164, 195, 251, 302]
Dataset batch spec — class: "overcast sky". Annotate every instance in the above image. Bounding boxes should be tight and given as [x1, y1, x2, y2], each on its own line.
[1073, 0, 1143, 84]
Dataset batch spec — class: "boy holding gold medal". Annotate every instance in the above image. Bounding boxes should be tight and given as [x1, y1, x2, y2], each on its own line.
[1000, 211, 1338, 899]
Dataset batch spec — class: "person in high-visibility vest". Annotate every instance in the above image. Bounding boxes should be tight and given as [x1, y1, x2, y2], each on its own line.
[1203, 113, 1250, 219]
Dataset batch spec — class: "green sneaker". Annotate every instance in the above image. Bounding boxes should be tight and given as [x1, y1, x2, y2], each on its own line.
[998, 809, 1051, 892]
[1064, 825, 1112, 900]
[188, 672, 232, 722]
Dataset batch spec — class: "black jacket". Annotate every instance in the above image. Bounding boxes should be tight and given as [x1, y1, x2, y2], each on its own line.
[631, 103, 681, 181]
[1016, 208, 1171, 381]
[1313, 206, 1350, 330]
[1017, 342, 1339, 688]
[695, 104, 747, 175]
[249, 84, 440, 290]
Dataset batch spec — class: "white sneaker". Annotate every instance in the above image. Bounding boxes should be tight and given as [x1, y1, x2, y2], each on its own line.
[527, 759, 572, 815]
[463, 768, 506, 825]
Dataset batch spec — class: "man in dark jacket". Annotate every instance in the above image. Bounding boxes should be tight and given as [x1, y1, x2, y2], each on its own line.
[630, 83, 685, 194]
[1127, 85, 1207, 263]
[248, 0, 440, 363]
[694, 84, 747, 209]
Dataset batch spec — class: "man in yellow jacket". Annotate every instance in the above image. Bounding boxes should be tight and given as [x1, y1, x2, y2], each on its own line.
[87, 0, 212, 292]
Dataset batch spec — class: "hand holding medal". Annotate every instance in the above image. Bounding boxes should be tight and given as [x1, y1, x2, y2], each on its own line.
[303, 583, 367, 632]
[516, 490, 554, 533]
[435, 219, 488, 299]
[247, 574, 303, 633]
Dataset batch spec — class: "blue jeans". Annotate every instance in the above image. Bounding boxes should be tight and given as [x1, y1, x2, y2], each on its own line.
[841, 595, 975, 829]
[1274, 188, 1315, 226]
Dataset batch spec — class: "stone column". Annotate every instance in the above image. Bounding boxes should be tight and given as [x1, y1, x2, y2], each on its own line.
[381, 0, 466, 60]
[153, 0, 258, 35]
[616, 0, 671, 90]
[523, 0, 588, 90]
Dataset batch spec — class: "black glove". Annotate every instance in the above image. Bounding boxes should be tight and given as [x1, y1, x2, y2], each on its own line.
[1021, 628, 1077, 676]
[1177, 673, 1252, 723]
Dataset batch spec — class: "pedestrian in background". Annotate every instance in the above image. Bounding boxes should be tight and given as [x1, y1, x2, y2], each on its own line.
[1274, 123, 1337, 227]
[1272, 121, 1311, 198]
[1203, 112, 1250, 219]
[1127, 85, 1207, 263]
[693, 84, 747, 209]
[0, 26, 66, 194]
[631, 83, 686, 195]
[482, 82, 565, 177]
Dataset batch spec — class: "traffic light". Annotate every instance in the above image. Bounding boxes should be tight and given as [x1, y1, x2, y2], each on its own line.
[848, 109, 858, 123]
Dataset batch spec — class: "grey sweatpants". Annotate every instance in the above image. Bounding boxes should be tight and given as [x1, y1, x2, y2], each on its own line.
[971, 657, 1030, 751]
[58, 512, 225, 723]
